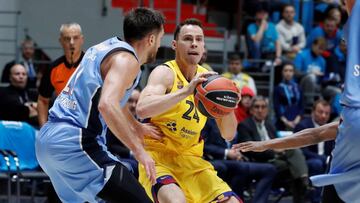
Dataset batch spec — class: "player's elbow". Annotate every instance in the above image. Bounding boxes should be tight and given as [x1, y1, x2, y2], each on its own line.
[98, 98, 113, 118]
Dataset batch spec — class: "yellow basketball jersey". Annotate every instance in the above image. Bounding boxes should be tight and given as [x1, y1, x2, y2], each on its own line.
[145, 60, 208, 156]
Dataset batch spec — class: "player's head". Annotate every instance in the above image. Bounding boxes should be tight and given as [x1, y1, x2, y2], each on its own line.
[281, 61, 295, 81]
[250, 96, 269, 122]
[172, 18, 205, 65]
[228, 54, 243, 74]
[127, 89, 141, 116]
[59, 22, 84, 62]
[312, 99, 331, 126]
[21, 39, 35, 61]
[9, 64, 27, 89]
[124, 8, 165, 63]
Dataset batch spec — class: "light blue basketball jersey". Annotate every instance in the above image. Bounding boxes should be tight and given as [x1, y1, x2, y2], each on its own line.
[36, 37, 141, 202]
[311, 1, 360, 201]
[340, 0, 360, 108]
[49, 37, 141, 127]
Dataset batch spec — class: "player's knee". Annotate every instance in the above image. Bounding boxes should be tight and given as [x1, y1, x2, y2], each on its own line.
[157, 183, 186, 203]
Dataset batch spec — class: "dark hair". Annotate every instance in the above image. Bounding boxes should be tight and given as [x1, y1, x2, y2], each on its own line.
[312, 37, 327, 46]
[281, 61, 295, 70]
[228, 53, 241, 62]
[282, 4, 295, 13]
[173, 18, 203, 40]
[312, 99, 330, 111]
[123, 8, 165, 42]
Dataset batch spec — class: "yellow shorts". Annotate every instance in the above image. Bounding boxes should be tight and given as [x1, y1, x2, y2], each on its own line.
[138, 150, 237, 203]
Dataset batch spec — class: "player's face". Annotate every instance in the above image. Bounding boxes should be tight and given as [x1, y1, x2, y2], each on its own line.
[282, 64, 294, 81]
[313, 104, 331, 126]
[250, 100, 268, 122]
[60, 26, 84, 59]
[173, 24, 205, 65]
[146, 27, 164, 64]
[10, 64, 27, 89]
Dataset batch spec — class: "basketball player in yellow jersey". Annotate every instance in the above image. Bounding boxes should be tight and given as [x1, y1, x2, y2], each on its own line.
[136, 18, 242, 203]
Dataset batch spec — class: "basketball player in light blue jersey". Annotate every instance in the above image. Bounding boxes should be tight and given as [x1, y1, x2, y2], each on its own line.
[233, 1, 360, 202]
[35, 8, 164, 203]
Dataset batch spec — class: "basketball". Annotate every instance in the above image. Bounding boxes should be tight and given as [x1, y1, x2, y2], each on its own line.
[194, 75, 240, 118]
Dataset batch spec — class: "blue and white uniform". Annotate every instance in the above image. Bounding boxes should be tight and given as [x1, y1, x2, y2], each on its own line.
[310, 1, 360, 201]
[35, 37, 141, 203]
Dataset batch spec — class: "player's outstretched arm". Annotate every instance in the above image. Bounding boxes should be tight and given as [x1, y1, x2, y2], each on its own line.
[215, 112, 237, 141]
[98, 52, 156, 184]
[233, 121, 339, 152]
[136, 65, 216, 119]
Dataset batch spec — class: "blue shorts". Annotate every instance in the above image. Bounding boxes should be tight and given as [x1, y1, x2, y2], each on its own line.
[311, 107, 360, 202]
[36, 122, 118, 203]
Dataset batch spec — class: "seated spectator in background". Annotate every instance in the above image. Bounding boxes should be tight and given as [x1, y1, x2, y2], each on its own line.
[199, 46, 213, 71]
[293, 99, 334, 203]
[222, 54, 257, 95]
[106, 89, 141, 177]
[234, 86, 255, 124]
[306, 16, 342, 54]
[294, 37, 327, 105]
[237, 96, 309, 203]
[276, 4, 306, 60]
[2, 39, 39, 88]
[322, 39, 346, 100]
[37, 22, 84, 127]
[0, 64, 38, 126]
[274, 62, 303, 131]
[247, 5, 282, 66]
[203, 118, 277, 203]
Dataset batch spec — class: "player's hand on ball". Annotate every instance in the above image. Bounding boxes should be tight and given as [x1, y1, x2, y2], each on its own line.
[186, 71, 218, 94]
[139, 123, 163, 140]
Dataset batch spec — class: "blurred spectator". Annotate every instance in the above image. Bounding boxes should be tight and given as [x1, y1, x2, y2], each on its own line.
[237, 96, 309, 203]
[203, 118, 277, 203]
[294, 99, 334, 203]
[199, 46, 213, 71]
[247, 6, 282, 66]
[276, 4, 306, 60]
[2, 39, 39, 88]
[106, 89, 140, 177]
[322, 39, 346, 100]
[37, 22, 84, 127]
[306, 16, 342, 54]
[274, 62, 303, 131]
[234, 86, 255, 124]
[0, 64, 38, 126]
[222, 54, 257, 95]
[294, 37, 327, 105]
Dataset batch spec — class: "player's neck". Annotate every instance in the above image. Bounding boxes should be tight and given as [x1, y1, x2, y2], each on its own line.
[175, 59, 197, 81]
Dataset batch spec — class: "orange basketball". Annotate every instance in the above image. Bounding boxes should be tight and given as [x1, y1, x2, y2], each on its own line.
[194, 75, 240, 118]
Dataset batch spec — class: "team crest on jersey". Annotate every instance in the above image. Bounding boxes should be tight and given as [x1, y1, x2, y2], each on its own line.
[166, 121, 177, 131]
[177, 81, 184, 89]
